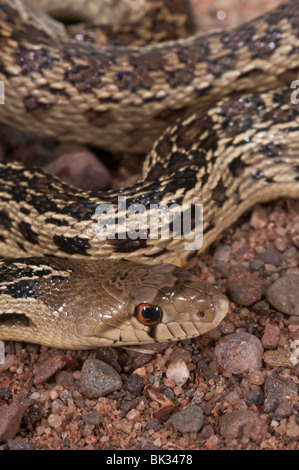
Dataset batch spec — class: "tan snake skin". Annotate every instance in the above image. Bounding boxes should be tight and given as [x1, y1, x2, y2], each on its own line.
[0, 0, 298, 348]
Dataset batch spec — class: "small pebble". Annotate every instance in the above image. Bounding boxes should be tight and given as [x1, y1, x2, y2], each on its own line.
[274, 401, 293, 417]
[248, 420, 268, 442]
[250, 209, 268, 229]
[126, 373, 144, 395]
[244, 389, 264, 406]
[145, 420, 163, 431]
[249, 371, 265, 385]
[126, 409, 140, 421]
[263, 349, 293, 368]
[166, 359, 190, 386]
[266, 274, 299, 316]
[33, 355, 68, 386]
[227, 270, 264, 306]
[0, 402, 25, 442]
[282, 246, 298, 260]
[169, 348, 192, 363]
[0, 388, 11, 400]
[51, 399, 64, 414]
[80, 359, 122, 398]
[274, 237, 288, 252]
[167, 404, 204, 433]
[251, 301, 270, 316]
[83, 411, 103, 426]
[250, 259, 264, 271]
[258, 249, 281, 267]
[263, 375, 298, 413]
[48, 414, 62, 428]
[215, 332, 263, 374]
[261, 323, 280, 349]
[220, 410, 258, 439]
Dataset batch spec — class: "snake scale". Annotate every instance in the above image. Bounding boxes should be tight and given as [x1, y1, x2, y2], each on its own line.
[0, 0, 298, 349]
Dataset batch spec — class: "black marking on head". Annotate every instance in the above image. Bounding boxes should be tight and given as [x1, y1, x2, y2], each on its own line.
[53, 235, 91, 255]
[146, 324, 158, 341]
[0, 313, 30, 326]
[0, 211, 11, 230]
[18, 221, 39, 244]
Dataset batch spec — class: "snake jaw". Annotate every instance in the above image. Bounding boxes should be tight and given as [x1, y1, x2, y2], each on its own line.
[211, 293, 229, 328]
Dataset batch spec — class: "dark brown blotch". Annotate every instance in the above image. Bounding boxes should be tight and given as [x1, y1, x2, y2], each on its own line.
[18, 221, 39, 244]
[0, 313, 30, 326]
[53, 235, 91, 255]
[212, 178, 228, 205]
[0, 211, 11, 230]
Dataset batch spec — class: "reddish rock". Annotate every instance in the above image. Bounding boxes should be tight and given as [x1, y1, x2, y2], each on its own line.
[220, 410, 258, 439]
[33, 354, 68, 386]
[43, 143, 111, 191]
[0, 402, 25, 442]
[249, 209, 268, 229]
[248, 420, 268, 442]
[215, 332, 263, 374]
[261, 323, 280, 349]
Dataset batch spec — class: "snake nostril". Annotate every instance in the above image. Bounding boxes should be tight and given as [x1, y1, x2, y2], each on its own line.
[198, 311, 206, 319]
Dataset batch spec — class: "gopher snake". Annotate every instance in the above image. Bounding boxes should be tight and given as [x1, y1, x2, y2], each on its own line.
[0, 0, 298, 349]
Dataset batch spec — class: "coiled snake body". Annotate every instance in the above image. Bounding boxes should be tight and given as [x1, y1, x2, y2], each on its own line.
[0, 0, 298, 348]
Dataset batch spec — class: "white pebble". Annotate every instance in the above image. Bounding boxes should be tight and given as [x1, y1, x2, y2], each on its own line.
[48, 413, 62, 428]
[166, 359, 190, 386]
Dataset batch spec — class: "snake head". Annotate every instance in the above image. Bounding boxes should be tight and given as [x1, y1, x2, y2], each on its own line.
[116, 263, 229, 345]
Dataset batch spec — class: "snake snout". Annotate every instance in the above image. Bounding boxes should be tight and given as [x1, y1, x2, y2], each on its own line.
[211, 293, 229, 326]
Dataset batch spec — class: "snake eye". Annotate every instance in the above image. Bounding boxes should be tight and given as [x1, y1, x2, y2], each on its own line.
[135, 303, 162, 326]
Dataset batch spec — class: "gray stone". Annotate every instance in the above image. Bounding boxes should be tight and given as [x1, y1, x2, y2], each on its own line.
[80, 359, 122, 398]
[263, 375, 298, 413]
[258, 249, 281, 267]
[167, 404, 203, 433]
[266, 274, 299, 315]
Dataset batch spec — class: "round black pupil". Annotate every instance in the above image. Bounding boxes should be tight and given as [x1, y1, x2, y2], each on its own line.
[141, 306, 160, 321]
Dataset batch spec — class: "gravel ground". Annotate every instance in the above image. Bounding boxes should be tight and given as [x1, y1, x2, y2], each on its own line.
[1, 0, 298, 451]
